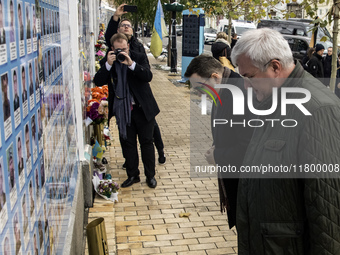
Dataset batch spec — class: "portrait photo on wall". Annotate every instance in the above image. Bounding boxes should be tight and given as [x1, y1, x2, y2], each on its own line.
[0, 0, 5, 44]
[40, 6, 44, 38]
[28, 61, 35, 111]
[0, 156, 6, 212]
[18, 1, 25, 57]
[48, 50, 51, 78]
[0, 0, 7, 65]
[50, 10, 54, 37]
[40, 156, 45, 187]
[16, 131, 25, 191]
[21, 192, 28, 235]
[12, 67, 21, 129]
[43, 202, 48, 233]
[33, 4, 37, 52]
[24, 122, 32, 173]
[2, 72, 11, 121]
[21, 64, 28, 119]
[31, 114, 37, 163]
[33, 230, 38, 255]
[7, 143, 15, 190]
[44, 7, 48, 37]
[2, 230, 11, 255]
[32, 5, 36, 37]
[44, 51, 48, 83]
[12, 68, 20, 111]
[25, 2, 32, 54]
[38, 215, 43, 249]
[34, 57, 39, 103]
[1, 72, 12, 141]
[13, 208, 22, 255]
[47, 9, 50, 37]
[16, 131, 24, 176]
[0, 156, 8, 235]
[7, 142, 18, 209]
[34, 167, 39, 201]
[28, 178, 34, 217]
[9, 0, 17, 60]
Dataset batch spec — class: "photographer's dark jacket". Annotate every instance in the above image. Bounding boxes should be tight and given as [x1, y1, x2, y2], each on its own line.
[93, 51, 159, 124]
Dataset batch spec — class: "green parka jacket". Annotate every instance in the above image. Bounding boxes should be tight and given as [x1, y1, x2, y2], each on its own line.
[237, 62, 340, 255]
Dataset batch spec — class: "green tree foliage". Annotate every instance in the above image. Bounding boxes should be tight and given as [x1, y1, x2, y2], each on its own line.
[299, 0, 339, 92]
[113, 0, 187, 27]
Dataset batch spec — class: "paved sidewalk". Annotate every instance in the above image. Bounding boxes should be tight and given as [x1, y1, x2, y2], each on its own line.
[87, 56, 238, 255]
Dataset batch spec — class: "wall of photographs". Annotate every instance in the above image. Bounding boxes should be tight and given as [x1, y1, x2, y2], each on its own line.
[0, 0, 94, 254]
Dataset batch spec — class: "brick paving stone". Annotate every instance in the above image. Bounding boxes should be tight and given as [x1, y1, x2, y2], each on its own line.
[160, 245, 190, 253]
[189, 243, 217, 251]
[156, 234, 184, 241]
[130, 248, 161, 255]
[178, 251, 207, 255]
[128, 236, 156, 242]
[86, 56, 237, 255]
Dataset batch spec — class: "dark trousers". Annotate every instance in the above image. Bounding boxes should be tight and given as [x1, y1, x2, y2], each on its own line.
[153, 122, 164, 153]
[121, 120, 164, 158]
[120, 106, 155, 179]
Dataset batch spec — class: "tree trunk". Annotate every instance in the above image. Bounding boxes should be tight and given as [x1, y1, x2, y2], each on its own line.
[330, 0, 340, 92]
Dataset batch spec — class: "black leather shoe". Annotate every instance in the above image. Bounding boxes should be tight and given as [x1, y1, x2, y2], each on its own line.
[158, 155, 166, 165]
[121, 176, 140, 188]
[146, 177, 157, 188]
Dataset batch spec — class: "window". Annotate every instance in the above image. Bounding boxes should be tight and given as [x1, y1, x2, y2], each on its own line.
[296, 39, 308, 52]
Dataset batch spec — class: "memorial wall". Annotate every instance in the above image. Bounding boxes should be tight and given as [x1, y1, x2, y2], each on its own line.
[0, 0, 97, 254]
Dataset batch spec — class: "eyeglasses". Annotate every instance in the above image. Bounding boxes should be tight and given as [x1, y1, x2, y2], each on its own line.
[264, 58, 280, 68]
[120, 24, 132, 28]
[241, 58, 280, 81]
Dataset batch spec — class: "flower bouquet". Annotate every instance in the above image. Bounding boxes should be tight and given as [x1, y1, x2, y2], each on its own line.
[92, 174, 119, 202]
[86, 85, 109, 125]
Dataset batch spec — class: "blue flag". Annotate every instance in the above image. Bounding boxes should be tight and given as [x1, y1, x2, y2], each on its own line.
[150, 0, 168, 58]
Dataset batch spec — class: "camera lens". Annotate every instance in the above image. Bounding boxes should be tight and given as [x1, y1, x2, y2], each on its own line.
[117, 53, 126, 62]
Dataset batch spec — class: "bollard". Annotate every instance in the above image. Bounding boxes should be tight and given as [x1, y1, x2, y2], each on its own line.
[86, 217, 109, 255]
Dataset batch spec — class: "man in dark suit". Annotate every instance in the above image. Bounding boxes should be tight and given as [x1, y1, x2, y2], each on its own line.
[94, 33, 159, 188]
[104, 4, 166, 165]
[185, 55, 254, 229]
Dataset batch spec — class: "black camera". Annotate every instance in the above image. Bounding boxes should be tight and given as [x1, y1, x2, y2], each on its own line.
[114, 49, 126, 62]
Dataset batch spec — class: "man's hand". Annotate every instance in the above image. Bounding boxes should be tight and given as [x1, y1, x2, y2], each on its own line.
[119, 52, 134, 66]
[107, 51, 116, 66]
[113, 4, 127, 21]
[205, 146, 215, 165]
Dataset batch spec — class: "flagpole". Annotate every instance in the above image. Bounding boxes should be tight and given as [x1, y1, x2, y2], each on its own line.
[170, 0, 177, 73]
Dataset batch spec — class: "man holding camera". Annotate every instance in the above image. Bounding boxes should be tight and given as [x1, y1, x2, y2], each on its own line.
[104, 4, 144, 56]
[94, 33, 159, 188]
[102, 3, 166, 165]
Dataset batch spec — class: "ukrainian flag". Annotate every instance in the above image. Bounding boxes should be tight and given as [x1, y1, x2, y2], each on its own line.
[150, 0, 168, 58]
